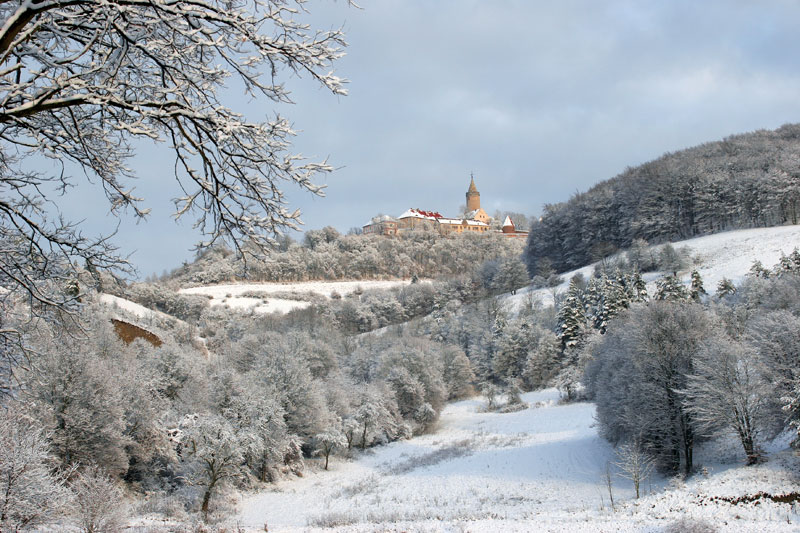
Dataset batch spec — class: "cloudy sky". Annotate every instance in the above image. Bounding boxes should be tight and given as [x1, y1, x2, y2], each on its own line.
[58, 0, 800, 277]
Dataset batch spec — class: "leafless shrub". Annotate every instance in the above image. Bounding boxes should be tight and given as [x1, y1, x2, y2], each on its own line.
[662, 516, 717, 533]
[70, 464, 128, 533]
[306, 510, 359, 528]
[384, 440, 474, 475]
[614, 439, 655, 499]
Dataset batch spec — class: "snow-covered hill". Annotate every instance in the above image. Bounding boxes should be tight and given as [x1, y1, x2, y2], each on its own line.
[230, 226, 800, 532]
[179, 279, 421, 314]
[504, 225, 800, 313]
[237, 389, 799, 532]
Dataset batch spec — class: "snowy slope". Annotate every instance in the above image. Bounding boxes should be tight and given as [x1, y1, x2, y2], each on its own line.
[229, 227, 800, 532]
[237, 389, 799, 532]
[504, 225, 800, 313]
[238, 389, 625, 531]
[179, 279, 421, 314]
[98, 293, 174, 323]
[97, 293, 211, 357]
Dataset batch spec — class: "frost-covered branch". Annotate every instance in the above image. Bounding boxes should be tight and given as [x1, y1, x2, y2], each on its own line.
[0, 0, 348, 377]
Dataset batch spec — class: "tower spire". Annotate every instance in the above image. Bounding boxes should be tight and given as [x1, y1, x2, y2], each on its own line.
[466, 174, 480, 211]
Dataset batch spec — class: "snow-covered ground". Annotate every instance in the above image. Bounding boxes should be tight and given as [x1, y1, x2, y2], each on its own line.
[236, 389, 799, 532]
[179, 279, 420, 314]
[98, 293, 174, 323]
[504, 225, 800, 313]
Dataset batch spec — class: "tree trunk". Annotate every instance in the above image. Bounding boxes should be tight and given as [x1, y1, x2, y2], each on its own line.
[361, 421, 368, 450]
[201, 488, 212, 523]
[201, 476, 218, 523]
[741, 431, 757, 465]
[682, 415, 694, 477]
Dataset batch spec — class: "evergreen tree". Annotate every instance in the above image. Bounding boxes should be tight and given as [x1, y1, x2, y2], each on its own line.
[654, 275, 688, 301]
[557, 278, 587, 349]
[627, 269, 649, 302]
[749, 260, 770, 279]
[716, 277, 736, 298]
[689, 270, 707, 302]
[494, 320, 543, 381]
[598, 272, 631, 333]
[523, 336, 562, 390]
[775, 253, 794, 276]
[790, 248, 800, 270]
[583, 276, 603, 331]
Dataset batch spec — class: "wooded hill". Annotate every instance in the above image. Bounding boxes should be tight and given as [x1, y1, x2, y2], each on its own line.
[168, 229, 524, 285]
[525, 123, 800, 275]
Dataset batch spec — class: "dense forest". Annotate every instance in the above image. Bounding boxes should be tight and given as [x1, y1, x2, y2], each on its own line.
[167, 228, 525, 285]
[525, 123, 800, 275]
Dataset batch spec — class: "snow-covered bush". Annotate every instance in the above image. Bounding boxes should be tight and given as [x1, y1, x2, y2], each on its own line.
[0, 407, 72, 531]
[585, 301, 711, 476]
[662, 516, 716, 533]
[180, 414, 245, 522]
[70, 464, 128, 533]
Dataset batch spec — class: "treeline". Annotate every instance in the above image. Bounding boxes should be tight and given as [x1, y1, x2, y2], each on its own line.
[167, 228, 524, 285]
[119, 254, 530, 337]
[279, 256, 529, 336]
[525, 123, 800, 274]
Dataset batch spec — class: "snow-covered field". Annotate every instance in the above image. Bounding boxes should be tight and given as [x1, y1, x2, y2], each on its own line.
[237, 389, 800, 532]
[504, 225, 800, 313]
[179, 279, 419, 314]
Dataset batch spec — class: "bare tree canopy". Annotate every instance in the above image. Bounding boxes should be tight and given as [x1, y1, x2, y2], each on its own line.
[0, 0, 348, 387]
[0, 0, 347, 261]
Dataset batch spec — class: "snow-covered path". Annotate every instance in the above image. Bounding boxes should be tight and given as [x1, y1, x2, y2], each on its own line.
[238, 389, 627, 531]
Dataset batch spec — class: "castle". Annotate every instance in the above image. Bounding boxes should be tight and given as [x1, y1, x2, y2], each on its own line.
[362, 177, 528, 238]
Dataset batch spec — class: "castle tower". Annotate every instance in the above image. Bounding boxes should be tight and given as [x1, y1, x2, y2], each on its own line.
[466, 175, 481, 212]
[502, 215, 515, 233]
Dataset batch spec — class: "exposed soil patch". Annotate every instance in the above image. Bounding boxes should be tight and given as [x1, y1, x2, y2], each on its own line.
[702, 491, 800, 505]
[111, 318, 162, 347]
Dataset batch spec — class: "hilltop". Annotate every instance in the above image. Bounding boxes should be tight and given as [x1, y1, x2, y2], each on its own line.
[526, 123, 800, 275]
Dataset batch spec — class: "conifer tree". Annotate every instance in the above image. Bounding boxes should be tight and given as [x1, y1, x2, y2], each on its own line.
[749, 260, 770, 279]
[790, 248, 800, 270]
[626, 270, 649, 302]
[584, 276, 603, 331]
[603, 272, 631, 330]
[689, 270, 707, 302]
[654, 275, 688, 301]
[775, 253, 794, 276]
[557, 278, 587, 349]
[716, 277, 736, 298]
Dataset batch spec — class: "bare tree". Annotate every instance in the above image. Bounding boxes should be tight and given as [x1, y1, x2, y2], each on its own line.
[0, 0, 348, 375]
[686, 336, 774, 464]
[181, 414, 244, 522]
[614, 439, 654, 499]
[602, 461, 615, 511]
[313, 428, 346, 470]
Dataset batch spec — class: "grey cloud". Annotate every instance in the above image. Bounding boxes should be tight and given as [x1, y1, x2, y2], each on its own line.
[50, 0, 800, 276]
